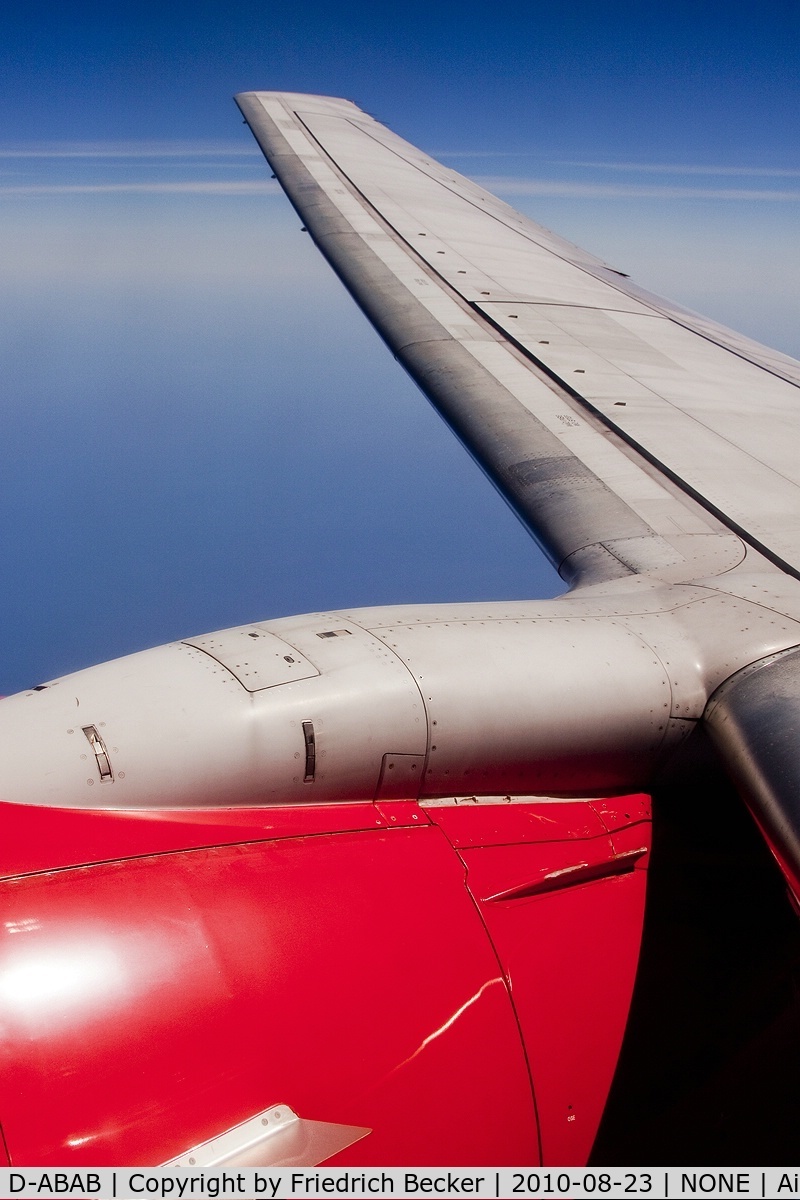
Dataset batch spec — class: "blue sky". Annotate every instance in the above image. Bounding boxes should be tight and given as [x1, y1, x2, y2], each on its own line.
[0, 1, 798, 691]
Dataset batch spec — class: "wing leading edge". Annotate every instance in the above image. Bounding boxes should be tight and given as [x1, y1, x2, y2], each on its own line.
[236, 90, 800, 588]
[1, 94, 800, 1166]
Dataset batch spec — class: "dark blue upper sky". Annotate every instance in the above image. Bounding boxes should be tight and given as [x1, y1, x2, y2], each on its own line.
[3, 1, 799, 160]
[0, 0, 798, 691]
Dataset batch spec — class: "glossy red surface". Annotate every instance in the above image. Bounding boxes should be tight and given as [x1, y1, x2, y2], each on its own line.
[0, 798, 425, 880]
[0, 822, 537, 1166]
[429, 797, 651, 1165]
[0, 793, 651, 1166]
[429, 800, 610, 848]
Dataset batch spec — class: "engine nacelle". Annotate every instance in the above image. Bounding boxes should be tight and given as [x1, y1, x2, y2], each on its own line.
[0, 601, 658, 1165]
[0, 603, 675, 808]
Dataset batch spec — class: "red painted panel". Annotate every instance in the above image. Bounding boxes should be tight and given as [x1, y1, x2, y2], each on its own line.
[0, 824, 537, 1166]
[458, 835, 617, 903]
[430, 797, 651, 1165]
[0, 799, 426, 881]
[427, 800, 608, 848]
[590, 794, 651, 837]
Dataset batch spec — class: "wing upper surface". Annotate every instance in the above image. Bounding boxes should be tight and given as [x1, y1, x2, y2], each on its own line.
[236, 91, 800, 587]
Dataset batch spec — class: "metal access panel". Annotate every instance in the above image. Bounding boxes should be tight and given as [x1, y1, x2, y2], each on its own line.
[182, 625, 319, 692]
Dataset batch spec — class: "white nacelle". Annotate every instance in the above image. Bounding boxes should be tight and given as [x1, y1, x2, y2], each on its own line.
[0, 603, 679, 809]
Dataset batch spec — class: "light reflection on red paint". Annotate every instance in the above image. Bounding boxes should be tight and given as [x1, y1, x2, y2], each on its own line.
[0, 942, 125, 1017]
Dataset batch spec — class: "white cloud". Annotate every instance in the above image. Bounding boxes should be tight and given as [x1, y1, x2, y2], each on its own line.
[478, 177, 800, 201]
[0, 141, 259, 159]
[0, 180, 279, 196]
[557, 161, 800, 178]
[439, 154, 800, 179]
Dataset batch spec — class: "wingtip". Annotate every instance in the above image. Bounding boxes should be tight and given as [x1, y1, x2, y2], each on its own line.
[234, 89, 363, 111]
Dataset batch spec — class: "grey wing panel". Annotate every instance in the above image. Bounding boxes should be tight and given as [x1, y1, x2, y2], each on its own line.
[235, 91, 775, 586]
[478, 302, 800, 570]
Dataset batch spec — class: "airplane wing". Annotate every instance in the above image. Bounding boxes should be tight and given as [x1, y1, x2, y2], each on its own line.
[2, 93, 800, 1168]
[235, 91, 800, 589]
[235, 93, 800, 923]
